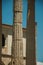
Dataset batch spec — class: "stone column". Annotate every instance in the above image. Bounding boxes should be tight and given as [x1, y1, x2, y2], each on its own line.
[0, 0, 2, 62]
[26, 0, 36, 65]
[11, 0, 23, 65]
[0, 0, 5, 65]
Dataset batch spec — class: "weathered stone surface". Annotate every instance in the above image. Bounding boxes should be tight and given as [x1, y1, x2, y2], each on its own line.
[14, 0, 22, 11]
[14, 13, 22, 23]
[11, 0, 23, 65]
[26, 0, 36, 65]
[2, 57, 11, 65]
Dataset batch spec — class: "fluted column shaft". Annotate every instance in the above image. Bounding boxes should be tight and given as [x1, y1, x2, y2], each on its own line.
[26, 0, 36, 65]
[12, 0, 23, 65]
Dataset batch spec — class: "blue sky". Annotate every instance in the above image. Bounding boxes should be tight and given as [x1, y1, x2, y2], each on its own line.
[35, 0, 43, 62]
[2, 0, 43, 62]
[2, 0, 13, 25]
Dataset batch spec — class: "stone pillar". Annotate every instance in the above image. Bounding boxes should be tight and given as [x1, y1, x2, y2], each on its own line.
[0, 0, 2, 61]
[11, 0, 23, 65]
[0, 0, 5, 65]
[26, 0, 36, 65]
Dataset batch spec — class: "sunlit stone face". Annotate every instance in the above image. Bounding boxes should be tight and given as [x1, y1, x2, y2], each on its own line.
[14, 13, 22, 23]
[14, 0, 22, 11]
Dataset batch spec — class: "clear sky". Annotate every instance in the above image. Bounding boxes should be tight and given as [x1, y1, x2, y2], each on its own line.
[35, 0, 43, 62]
[2, 0, 13, 25]
[2, 0, 43, 62]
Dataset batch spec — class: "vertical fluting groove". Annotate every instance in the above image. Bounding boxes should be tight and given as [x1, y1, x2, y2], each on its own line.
[12, 0, 23, 65]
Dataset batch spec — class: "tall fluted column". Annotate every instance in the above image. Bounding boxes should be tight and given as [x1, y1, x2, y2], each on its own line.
[26, 0, 36, 65]
[12, 0, 23, 65]
[0, 0, 5, 65]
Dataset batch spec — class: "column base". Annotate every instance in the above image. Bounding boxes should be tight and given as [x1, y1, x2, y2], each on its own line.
[0, 60, 5, 65]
